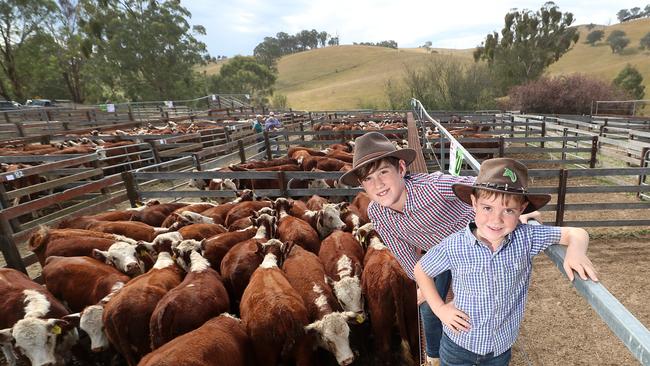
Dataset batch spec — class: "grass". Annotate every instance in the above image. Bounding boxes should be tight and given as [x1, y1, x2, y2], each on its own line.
[546, 18, 650, 103]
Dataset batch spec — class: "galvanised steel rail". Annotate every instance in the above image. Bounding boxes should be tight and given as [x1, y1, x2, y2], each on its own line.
[411, 98, 650, 365]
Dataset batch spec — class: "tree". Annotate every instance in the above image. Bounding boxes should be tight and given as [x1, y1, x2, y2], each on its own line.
[617, 9, 631, 22]
[473, 2, 579, 93]
[328, 36, 339, 46]
[586, 30, 605, 46]
[0, 0, 57, 101]
[645, 4, 650, 16]
[613, 64, 645, 99]
[640, 32, 650, 50]
[586, 23, 596, 30]
[607, 30, 630, 53]
[81, 0, 208, 101]
[630, 7, 642, 17]
[318, 31, 329, 47]
[253, 37, 282, 68]
[210, 56, 276, 107]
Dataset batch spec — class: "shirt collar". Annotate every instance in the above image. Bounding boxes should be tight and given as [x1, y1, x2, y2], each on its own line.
[463, 222, 514, 249]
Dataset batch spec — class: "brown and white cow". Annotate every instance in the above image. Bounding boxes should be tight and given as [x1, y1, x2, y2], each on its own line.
[240, 240, 310, 366]
[102, 252, 183, 366]
[319, 231, 366, 317]
[139, 314, 253, 366]
[42, 256, 130, 312]
[282, 244, 357, 366]
[160, 203, 217, 228]
[92, 241, 154, 277]
[202, 226, 257, 270]
[0, 268, 78, 366]
[275, 198, 321, 254]
[150, 250, 230, 349]
[359, 224, 419, 365]
[58, 218, 167, 242]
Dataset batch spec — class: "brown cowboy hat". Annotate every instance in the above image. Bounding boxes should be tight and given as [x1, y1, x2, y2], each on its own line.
[339, 131, 416, 187]
[452, 158, 550, 214]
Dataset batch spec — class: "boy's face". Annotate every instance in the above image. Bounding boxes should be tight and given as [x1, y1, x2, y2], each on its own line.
[470, 192, 528, 248]
[360, 160, 408, 212]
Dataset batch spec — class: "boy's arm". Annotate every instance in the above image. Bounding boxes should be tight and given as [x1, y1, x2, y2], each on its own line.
[414, 262, 470, 333]
[558, 227, 599, 282]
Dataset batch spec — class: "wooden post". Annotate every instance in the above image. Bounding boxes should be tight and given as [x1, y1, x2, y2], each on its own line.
[278, 171, 287, 197]
[589, 136, 598, 168]
[561, 128, 568, 162]
[264, 132, 272, 160]
[14, 122, 25, 137]
[147, 141, 162, 164]
[3, 112, 9, 124]
[498, 136, 505, 157]
[541, 118, 546, 148]
[299, 122, 305, 141]
[224, 125, 231, 143]
[555, 169, 568, 226]
[121, 171, 139, 208]
[192, 153, 202, 171]
[638, 147, 649, 199]
[127, 105, 134, 121]
[237, 140, 246, 163]
[525, 118, 529, 138]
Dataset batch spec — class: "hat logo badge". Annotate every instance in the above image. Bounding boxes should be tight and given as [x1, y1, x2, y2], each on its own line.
[503, 168, 517, 183]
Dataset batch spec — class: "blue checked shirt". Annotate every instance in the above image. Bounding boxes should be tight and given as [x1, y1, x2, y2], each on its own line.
[419, 222, 561, 356]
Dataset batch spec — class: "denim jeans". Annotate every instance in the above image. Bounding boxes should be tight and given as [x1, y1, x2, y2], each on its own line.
[419, 269, 451, 357]
[440, 333, 512, 366]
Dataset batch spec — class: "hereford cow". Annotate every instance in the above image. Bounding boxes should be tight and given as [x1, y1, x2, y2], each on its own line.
[150, 250, 230, 349]
[201, 226, 257, 271]
[319, 231, 365, 317]
[139, 314, 253, 366]
[240, 240, 310, 366]
[160, 203, 217, 227]
[0, 268, 78, 366]
[102, 252, 183, 366]
[282, 244, 357, 366]
[42, 256, 130, 312]
[275, 198, 321, 254]
[92, 241, 154, 277]
[57, 217, 167, 242]
[358, 224, 418, 365]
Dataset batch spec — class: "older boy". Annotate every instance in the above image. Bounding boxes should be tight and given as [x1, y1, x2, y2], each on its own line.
[339, 132, 539, 364]
[414, 157, 598, 366]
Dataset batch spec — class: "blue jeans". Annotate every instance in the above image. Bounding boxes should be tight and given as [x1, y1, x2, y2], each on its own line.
[440, 333, 512, 366]
[420, 270, 451, 358]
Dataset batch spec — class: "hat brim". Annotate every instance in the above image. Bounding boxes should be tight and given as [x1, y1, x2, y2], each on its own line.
[339, 148, 416, 187]
[452, 183, 551, 214]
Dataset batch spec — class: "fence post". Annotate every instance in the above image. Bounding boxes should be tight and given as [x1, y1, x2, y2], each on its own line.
[541, 118, 546, 148]
[498, 136, 505, 157]
[121, 171, 139, 208]
[13, 122, 25, 137]
[555, 169, 568, 226]
[224, 125, 231, 143]
[0, 228, 27, 274]
[525, 118, 530, 138]
[237, 140, 246, 163]
[278, 171, 287, 197]
[192, 153, 202, 171]
[147, 140, 162, 164]
[561, 128, 568, 162]
[638, 147, 649, 199]
[589, 136, 598, 168]
[299, 122, 305, 141]
[264, 132, 272, 160]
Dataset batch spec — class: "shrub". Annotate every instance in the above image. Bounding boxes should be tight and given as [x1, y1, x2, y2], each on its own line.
[607, 30, 630, 53]
[613, 64, 645, 99]
[507, 74, 629, 114]
[640, 32, 650, 50]
[586, 30, 604, 46]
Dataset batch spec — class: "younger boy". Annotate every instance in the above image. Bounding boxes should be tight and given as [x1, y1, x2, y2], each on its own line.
[414, 157, 598, 365]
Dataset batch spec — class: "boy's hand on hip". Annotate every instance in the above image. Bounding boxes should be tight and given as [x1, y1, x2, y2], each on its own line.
[563, 250, 599, 282]
[433, 303, 470, 334]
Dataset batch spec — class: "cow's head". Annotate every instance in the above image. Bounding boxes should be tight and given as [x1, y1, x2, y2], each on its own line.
[305, 312, 356, 366]
[146, 231, 183, 253]
[252, 213, 277, 239]
[173, 239, 203, 271]
[316, 204, 347, 238]
[92, 241, 144, 276]
[0, 317, 77, 366]
[64, 305, 107, 353]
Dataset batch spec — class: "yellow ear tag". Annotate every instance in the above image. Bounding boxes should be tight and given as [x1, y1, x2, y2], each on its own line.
[52, 325, 62, 335]
[138, 249, 147, 257]
[356, 314, 365, 324]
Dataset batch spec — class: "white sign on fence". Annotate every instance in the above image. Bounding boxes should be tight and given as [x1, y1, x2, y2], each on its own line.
[449, 141, 464, 176]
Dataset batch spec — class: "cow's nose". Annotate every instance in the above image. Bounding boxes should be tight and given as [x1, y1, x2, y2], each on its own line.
[91, 346, 107, 353]
[340, 356, 355, 366]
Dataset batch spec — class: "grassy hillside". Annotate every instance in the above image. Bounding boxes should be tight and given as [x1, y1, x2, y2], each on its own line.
[275, 45, 474, 110]
[546, 17, 650, 97]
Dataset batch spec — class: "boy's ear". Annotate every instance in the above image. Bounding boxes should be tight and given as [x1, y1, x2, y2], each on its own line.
[398, 159, 407, 176]
[520, 200, 529, 212]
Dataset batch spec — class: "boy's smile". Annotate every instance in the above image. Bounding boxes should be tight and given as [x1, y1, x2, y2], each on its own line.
[360, 160, 408, 212]
[470, 193, 527, 250]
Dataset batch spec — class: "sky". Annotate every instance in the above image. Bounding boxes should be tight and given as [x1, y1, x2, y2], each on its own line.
[184, 0, 644, 57]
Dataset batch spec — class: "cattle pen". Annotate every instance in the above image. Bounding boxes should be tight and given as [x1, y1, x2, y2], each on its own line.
[0, 98, 648, 365]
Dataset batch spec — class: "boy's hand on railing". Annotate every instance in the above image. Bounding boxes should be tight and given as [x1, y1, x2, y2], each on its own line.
[564, 249, 599, 282]
[520, 210, 541, 224]
[432, 302, 471, 334]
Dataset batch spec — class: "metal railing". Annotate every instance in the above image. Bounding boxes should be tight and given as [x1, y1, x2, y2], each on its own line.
[411, 97, 650, 365]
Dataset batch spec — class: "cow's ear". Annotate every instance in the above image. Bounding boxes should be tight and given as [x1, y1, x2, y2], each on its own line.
[304, 320, 321, 334]
[0, 328, 13, 344]
[324, 275, 335, 287]
[92, 249, 110, 263]
[62, 313, 80, 328]
[135, 242, 153, 256]
[353, 263, 362, 278]
[337, 201, 350, 211]
[343, 311, 358, 323]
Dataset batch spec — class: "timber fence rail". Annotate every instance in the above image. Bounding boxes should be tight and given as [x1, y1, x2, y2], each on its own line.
[413, 98, 650, 365]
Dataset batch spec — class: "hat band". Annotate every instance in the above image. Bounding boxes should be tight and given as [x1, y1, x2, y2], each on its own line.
[355, 150, 393, 167]
[474, 182, 528, 194]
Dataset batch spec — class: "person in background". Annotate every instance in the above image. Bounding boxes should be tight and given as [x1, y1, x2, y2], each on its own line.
[414, 157, 598, 366]
[264, 111, 282, 131]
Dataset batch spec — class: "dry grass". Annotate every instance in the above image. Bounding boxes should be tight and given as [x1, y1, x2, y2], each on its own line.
[547, 18, 650, 101]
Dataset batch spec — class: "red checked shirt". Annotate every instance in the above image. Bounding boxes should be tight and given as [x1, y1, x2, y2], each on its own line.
[367, 172, 476, 280]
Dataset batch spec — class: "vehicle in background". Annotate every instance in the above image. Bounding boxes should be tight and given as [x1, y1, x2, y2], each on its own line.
[25, 99, 56, 108]
[0, 100, 22, 110]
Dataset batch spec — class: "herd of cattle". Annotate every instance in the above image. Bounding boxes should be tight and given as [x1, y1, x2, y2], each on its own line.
[1, 190, 419, 366]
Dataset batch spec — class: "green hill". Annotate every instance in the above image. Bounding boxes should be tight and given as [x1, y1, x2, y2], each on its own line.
[202, 18, 650, 110]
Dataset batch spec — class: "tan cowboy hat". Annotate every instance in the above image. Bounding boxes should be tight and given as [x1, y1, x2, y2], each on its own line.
[452, 158, 550, 214]
[339, 131, 416, 187]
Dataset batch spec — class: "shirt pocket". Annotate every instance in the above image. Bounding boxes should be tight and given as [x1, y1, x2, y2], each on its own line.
[453, 265, 490, 328]
[501, 259, 529, 289]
